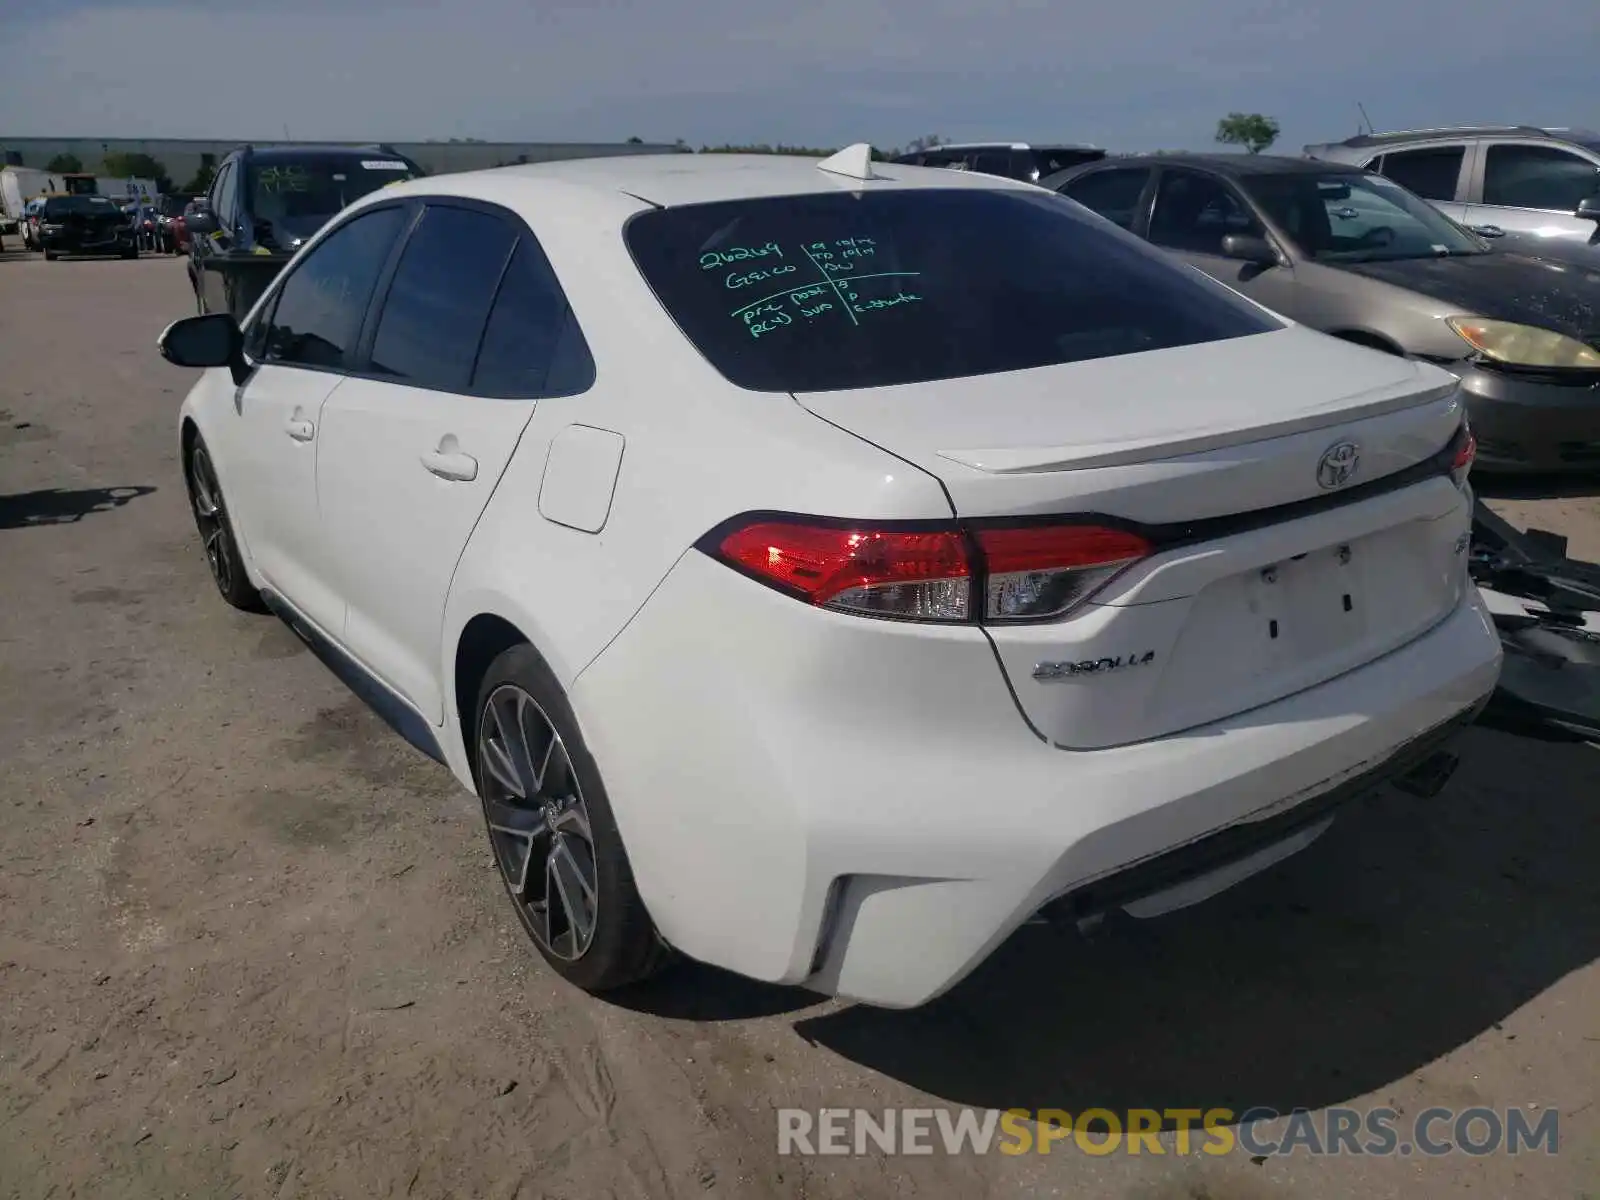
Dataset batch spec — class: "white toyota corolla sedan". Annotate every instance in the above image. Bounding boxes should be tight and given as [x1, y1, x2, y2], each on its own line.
[159, 146, 1502, 1009]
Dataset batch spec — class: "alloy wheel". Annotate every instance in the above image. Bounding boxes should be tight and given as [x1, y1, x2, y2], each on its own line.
[187, 446, 236, 597]
[477, 684, 600, 961]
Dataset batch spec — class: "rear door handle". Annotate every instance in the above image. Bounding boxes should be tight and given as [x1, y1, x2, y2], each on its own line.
[421, 449, 479, 482]
[284, 416, 315, 441]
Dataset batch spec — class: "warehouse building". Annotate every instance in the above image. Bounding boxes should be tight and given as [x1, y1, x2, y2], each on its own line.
[0, 136, 684, 186]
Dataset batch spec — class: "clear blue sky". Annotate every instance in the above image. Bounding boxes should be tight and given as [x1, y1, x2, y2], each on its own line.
[3, 0, 1596, 153]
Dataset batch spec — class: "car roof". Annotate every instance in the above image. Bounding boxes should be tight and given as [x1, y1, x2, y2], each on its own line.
[372, 151, 1042, 210]
[1065, 153, 1366, 179]
[928, 141, 1102, 152]
[1321, 125, 1600, 149]
[228, 143, 420, 164]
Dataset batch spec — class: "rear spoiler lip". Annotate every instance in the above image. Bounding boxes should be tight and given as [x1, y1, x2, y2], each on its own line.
[935, 375, 1461, 475]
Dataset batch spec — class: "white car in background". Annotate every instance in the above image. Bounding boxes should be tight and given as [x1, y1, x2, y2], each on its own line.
[158, 146, 1502, 1009]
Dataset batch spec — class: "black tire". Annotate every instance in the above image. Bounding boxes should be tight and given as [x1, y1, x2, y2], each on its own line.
[472, 644, 669, 992]
[44, 250, 58, 261]
[122, 248, 139, 260]
[183, 434, 267, 613]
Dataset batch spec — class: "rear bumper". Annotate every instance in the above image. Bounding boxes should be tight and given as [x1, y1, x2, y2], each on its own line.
[1036, 699, 1480, 925]
[41, 231, 135, 254]
[574, 551, 1503, 1009]
[1457, 362, 1600, 471]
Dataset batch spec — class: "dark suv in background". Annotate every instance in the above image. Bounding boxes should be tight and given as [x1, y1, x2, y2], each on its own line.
[38, 194, 138, 261]
[891, 141, 1106, 182]
[186, 142, 423, 320]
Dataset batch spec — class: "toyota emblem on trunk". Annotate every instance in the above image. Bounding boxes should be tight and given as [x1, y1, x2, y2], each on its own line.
[1316, 441, 1361, 490]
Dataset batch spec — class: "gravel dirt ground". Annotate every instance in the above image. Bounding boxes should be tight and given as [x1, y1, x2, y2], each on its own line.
[1, 253, 1597, 1200]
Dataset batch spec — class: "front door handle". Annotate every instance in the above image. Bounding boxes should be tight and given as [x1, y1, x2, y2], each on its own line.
[421, 449, 479, 482]
[284, 415, 315, 441]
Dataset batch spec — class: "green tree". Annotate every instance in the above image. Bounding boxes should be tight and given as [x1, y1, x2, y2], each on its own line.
[626, 136, 644, 144]
[45, 152, 83, 173]
[102, 151, 172, 192]
[1215, 113, 1280, 155]
[180, 164, 215, 195]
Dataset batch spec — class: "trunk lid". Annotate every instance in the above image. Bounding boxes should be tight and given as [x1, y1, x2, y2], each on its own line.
[796, 326, 1475, 748]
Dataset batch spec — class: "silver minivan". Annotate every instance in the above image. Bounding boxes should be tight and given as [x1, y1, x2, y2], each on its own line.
[1306, 126, 1600, 264]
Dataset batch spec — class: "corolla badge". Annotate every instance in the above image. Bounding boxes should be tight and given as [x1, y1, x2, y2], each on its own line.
[1033, 651, 1156, 682]
[1316, 440, 1361, 490]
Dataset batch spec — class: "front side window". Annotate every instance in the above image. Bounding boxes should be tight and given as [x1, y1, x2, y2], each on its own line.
[1147, 170, 1262, 254]
[262, 205, 409, 370]
[1060, 168, 1153, 230]
[1482, 144, 1600, 210]
[1032, 148, 1108, 177]
[1244, 170, 1484, 263]
[1377, 145, 1465, 202]
[368, 204, 518, 392]
[625, 187, 1282, 394]
[211, 163, 237, 229]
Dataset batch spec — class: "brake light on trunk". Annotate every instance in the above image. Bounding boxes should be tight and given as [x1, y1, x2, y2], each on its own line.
[977, 525, 1152, 621]
[715, 522, 973, 620]
[1450, 422, 1476, 489]
[706, 518, 1151, 623]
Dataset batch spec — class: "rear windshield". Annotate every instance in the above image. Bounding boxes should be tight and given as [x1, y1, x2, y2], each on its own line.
[43, 195, 119, 216]
[246, 156, 418, 221]
[625, 187, 1281, 393]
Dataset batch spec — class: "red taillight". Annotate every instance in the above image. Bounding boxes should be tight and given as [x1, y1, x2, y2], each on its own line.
[977, 525, 1151, 621]
[1450, 422, 1476, 488]
[716, 522, 973, 620]
[709, 518, 1150, 623]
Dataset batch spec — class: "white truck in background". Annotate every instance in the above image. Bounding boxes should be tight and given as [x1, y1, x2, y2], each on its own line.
[99, 176, 160, 204]
[1, 167, 61, 233]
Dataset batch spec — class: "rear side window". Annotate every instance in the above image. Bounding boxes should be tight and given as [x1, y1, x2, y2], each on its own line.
[1376, 146, 1464, 201]
[625, 188, 1281, 394]
[262, 205, 408, 370]
[1059, 168, 1153, 229]
[369, 205, 518, 392]
[969, 150, 1016, 178]
[471, 240, 596, 397]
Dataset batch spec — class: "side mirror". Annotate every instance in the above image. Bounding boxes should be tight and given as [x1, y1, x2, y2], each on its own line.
[1576, 196, 1600, 222]
[185, 208, 218, 236]
[1221, 233, 1279, 266]
[158, 313, 248, 385]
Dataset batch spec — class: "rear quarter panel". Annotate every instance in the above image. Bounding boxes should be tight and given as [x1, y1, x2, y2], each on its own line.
[438, 179, 954, 774]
